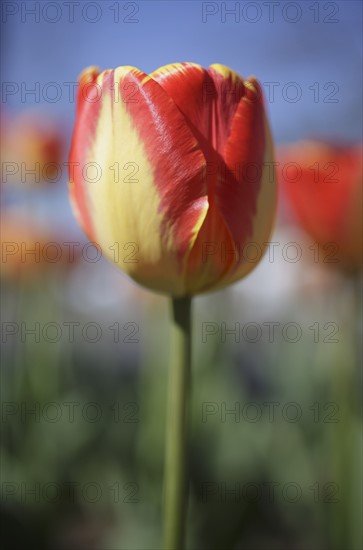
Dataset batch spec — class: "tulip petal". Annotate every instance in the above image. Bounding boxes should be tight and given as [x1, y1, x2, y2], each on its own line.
[217, 78, 266, 246]
[151, 62, 245, 157]
[185, 78, 275, 293]
[220, 115, 277, 287]
[69, 66, 209, 295]
[151, 63, 256, 292]
[69, 65, 102, 240]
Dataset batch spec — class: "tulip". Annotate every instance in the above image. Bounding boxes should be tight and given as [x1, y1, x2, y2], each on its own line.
[279, 141, 362, 272]
[69, 63, 277, 296]
[69, 62, 277, 550]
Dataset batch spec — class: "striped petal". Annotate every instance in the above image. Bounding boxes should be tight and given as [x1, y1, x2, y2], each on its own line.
[218, 113, 277, 288]
[151, 62, 245, 158]
[69, 66, 209, 295]
[69, 65, 101, 239]
[165, 70, 273, 293]
[151, 63, 270, 292]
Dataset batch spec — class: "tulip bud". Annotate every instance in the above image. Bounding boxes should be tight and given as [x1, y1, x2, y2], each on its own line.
[69, 63, 277, 295]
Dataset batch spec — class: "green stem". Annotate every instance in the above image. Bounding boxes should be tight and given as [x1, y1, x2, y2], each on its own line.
[163, 296, 192, 550]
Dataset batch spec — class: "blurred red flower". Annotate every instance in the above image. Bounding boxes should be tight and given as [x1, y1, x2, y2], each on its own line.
[279, 141, 362, 272]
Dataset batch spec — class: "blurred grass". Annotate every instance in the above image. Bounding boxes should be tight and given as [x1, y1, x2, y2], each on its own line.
[1, 253, 362, 550]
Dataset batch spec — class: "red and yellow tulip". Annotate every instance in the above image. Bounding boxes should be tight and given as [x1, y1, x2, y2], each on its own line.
[69, 63, 277, 295]
[280, 141, 362, 272]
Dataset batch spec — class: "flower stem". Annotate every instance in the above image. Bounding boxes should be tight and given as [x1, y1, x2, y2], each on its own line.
[163, 296, 192, 550]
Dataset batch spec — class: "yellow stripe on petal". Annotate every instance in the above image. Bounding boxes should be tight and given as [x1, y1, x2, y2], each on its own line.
[150, 62, 204, 80]
[208, 63, 243, 83]
[83, 70, 188, 295]
[78, 65, 100, 85]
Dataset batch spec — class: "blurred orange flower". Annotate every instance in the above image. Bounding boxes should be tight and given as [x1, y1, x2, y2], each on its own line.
[1, 111, 64, 187]
[279, 141, 362, 272]
[1, 207, 80, 281]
